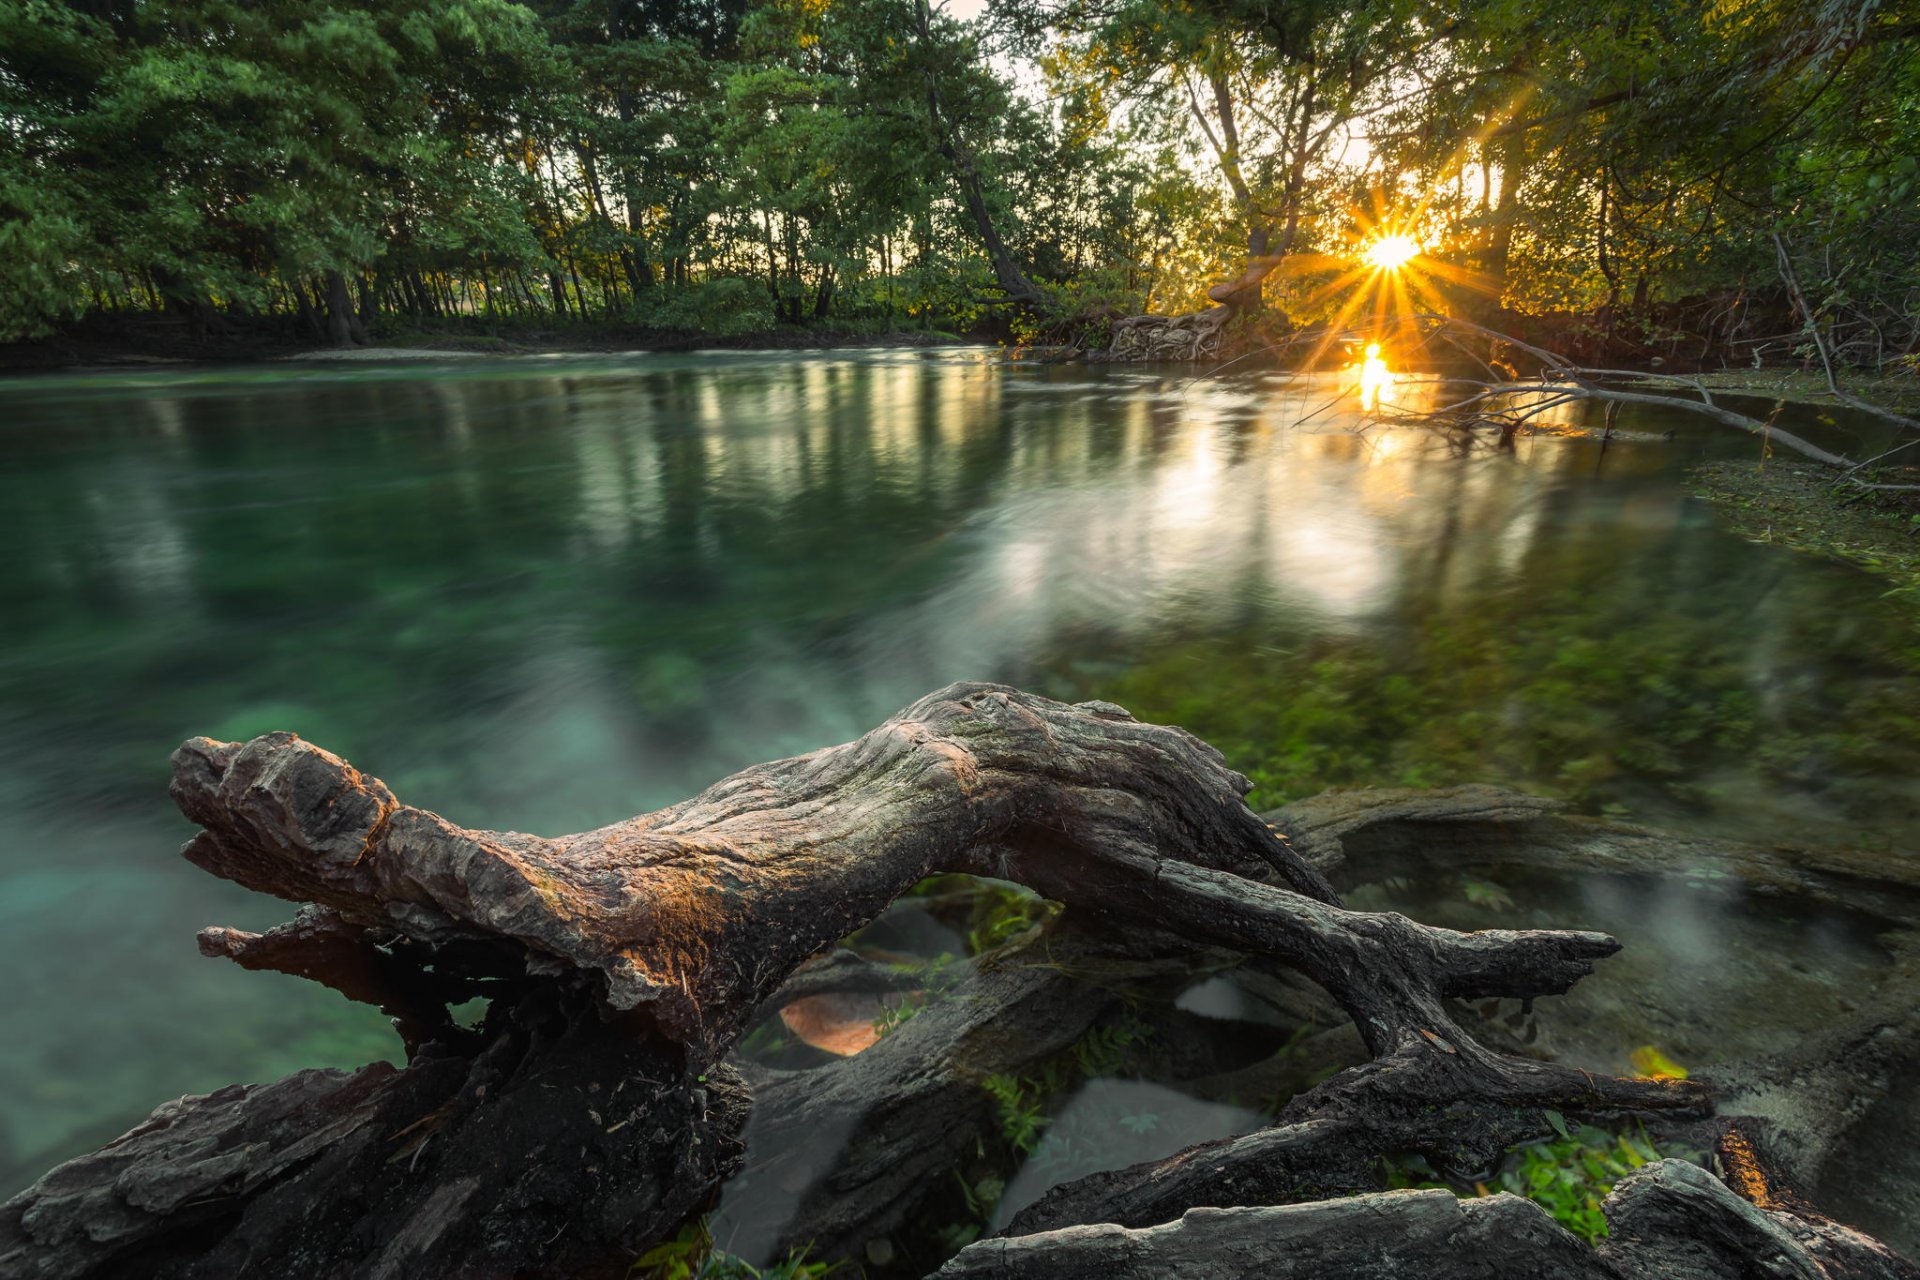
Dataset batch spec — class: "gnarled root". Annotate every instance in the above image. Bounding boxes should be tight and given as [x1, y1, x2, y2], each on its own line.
[5, 683, 1906, 1278]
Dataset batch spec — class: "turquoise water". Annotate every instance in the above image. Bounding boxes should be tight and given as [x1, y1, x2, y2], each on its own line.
[3, 348, 1917, 1192]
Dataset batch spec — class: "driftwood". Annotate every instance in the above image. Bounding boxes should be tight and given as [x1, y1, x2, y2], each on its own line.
[2, 684, 1912, 1278]
[942, 1161, 1918, 1279]
[1266, 783, 1920, 1251]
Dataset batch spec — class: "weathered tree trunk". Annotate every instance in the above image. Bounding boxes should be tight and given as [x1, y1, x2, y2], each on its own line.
[324, 269, 369, 347]
[356, 269, 382, 329]
[288, 272, 324, 339]
[2, 685, 1911, 1278]
[1484, 127, 1530, 307]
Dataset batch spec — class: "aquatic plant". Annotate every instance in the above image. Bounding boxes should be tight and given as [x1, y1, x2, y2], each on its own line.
[966, 884, 1060, 957]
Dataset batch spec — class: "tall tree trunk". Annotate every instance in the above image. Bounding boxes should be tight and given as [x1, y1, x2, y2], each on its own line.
[813, 263, 835, 320]
[913, 0, 1046, 310]
[324, 271, 368, 346]
[291, 275, 323, 340]
[1485, 129, 1530, 307]
[1194, 68, 1277, 309]
[357, 270, 381, 329]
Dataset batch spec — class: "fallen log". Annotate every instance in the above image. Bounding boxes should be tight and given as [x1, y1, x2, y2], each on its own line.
[1, 683, 1909, 1277]
[942, 1160, 1920, 1280]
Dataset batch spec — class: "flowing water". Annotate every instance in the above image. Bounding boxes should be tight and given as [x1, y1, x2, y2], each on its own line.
[4, 349, 1918, 1231]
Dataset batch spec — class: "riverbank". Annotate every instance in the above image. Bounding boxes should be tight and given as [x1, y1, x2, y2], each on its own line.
[1689, 459, 1920, 605]
[0, 317, 969, 373]
[1631, 368, 1920, 414]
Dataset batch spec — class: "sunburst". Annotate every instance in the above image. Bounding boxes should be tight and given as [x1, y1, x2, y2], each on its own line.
[1363, 234, 1422, 271]
[1278, 195, 1503, 384]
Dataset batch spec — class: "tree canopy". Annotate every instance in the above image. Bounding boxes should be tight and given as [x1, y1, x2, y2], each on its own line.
[2, 0, 1915, 355]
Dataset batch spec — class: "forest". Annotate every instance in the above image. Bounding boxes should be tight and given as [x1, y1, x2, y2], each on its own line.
[4, 0, 1917, 359]
[8, 2, 1920, 1279]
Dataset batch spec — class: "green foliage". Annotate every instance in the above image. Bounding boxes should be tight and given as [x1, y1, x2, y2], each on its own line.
[981, 1072, 1051, 1155]
[966, 884, 1059, 956]
[1381, 1122, 1688, 1244]
[0, 0, 1186, 341]
[1494, 1123, 1666, 1244]
[4, 0, 1915, 346]
[978, 1014, 1155, 1154]
[626, 280, 776, 336]
[872, 953, 963, 1039]
[630, 1219, 835, 1280]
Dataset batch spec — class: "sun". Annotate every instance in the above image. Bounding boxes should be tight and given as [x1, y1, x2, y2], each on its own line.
[1363, 234, 1422, 272]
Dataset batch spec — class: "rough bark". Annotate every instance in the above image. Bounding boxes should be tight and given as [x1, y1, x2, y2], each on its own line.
[2, 685, 1910, 1278]
[941, 1161, 1920, 1280]
[323, 269, 369, 347]
[159, 684, 1362, 1065]
[1002, 1031, 1698, 1237]
[2, 989, 749, 1280]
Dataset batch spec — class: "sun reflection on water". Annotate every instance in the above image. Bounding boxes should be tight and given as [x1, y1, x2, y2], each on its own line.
[1355, 342, 1395, 412]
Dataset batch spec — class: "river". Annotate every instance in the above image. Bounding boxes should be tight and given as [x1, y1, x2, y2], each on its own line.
[4, 348, 1917, 1225]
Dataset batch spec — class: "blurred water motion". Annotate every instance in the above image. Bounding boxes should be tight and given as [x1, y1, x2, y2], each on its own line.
[1, 347, 1916, 1190]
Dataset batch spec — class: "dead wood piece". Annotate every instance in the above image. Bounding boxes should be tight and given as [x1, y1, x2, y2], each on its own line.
[1378, 314, 1920, 491]
[11, 684, 1889, 1279]
[1, 1066, 397, 1280]
[943, 1190, 1609, 1279]
[163, 683, 1625, 1081]
[1263, 781, 1920, 1252]
[0, 987, 750, 1280]
[945, 1160, 1920, 1280]
[1004, 1032, 1699, 1237]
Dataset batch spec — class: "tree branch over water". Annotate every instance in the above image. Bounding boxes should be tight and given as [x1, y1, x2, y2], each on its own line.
[1356, 313, 1920, 492]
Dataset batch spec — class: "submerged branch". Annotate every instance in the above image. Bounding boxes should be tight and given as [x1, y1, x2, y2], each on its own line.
[1383, 314, 1920, 490]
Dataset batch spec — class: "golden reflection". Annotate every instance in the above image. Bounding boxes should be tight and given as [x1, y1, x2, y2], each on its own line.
[1356, 342, 1395, 412]
[1276, 193, 1504, 375]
